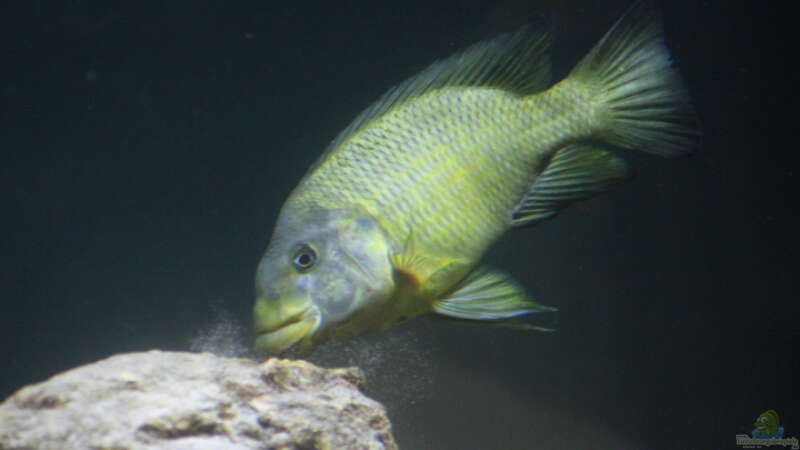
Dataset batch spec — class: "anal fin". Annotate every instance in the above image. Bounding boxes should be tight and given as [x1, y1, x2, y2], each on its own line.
[511, 144, 632, 228]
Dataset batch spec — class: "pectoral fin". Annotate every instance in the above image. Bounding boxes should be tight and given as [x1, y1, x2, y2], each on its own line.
[432, 268, 556, 327]
[391, 233, 471, 297]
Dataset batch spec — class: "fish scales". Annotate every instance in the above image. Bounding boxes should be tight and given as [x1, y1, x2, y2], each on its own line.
[290, 86, 580, 261]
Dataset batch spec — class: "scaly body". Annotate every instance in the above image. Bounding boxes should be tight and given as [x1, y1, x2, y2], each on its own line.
[254, 1, 698, 355]
[291, 84, 593, 265]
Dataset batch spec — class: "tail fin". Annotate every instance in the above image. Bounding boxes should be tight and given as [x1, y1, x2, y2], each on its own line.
[568, 1, 699, 157]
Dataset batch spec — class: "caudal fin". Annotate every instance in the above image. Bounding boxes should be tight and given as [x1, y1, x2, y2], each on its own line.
[568, 1, 699, 157]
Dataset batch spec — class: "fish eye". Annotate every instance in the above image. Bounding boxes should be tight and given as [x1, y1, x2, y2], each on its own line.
[292, 245, 317, 272]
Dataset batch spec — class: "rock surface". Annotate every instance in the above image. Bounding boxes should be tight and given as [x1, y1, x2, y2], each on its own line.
[0, 350, 397, 450]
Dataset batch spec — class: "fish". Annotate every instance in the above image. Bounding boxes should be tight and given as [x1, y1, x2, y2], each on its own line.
[753, 410, 784, 439]
[253, 0, 698, 355]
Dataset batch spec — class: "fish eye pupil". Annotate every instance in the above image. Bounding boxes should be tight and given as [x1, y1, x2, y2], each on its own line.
[293, 246, 316, 272]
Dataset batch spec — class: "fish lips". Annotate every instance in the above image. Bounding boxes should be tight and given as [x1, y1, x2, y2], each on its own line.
[254, 306, 321, 355]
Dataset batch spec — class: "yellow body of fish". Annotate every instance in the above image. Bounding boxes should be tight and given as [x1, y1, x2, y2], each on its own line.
[253, 1, 698, 354]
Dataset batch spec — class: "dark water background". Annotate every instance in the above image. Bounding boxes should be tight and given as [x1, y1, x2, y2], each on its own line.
[1, 1, 795, 449]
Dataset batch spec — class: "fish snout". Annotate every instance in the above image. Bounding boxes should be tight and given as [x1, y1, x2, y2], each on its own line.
[254, 296, 321, 354]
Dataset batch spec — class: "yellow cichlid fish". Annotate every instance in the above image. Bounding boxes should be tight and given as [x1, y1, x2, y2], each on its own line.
[253, 1, 698, 354]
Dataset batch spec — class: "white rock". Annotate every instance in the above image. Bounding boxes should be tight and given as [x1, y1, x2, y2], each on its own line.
[0, 350, 397, 450]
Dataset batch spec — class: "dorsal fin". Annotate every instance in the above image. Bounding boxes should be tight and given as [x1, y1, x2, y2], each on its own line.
[307, 23, 554, 174]
[511, 144, 632, 227]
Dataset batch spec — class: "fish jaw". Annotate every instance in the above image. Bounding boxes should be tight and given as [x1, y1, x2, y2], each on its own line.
[254, 297, 321, 354]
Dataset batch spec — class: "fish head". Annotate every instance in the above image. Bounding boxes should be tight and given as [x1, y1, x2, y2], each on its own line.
[754, 410, 779, 434]
[254, 207, 395, 355]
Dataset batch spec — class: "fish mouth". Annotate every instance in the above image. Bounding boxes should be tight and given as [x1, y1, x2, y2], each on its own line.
[254, 307, 321, 355]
